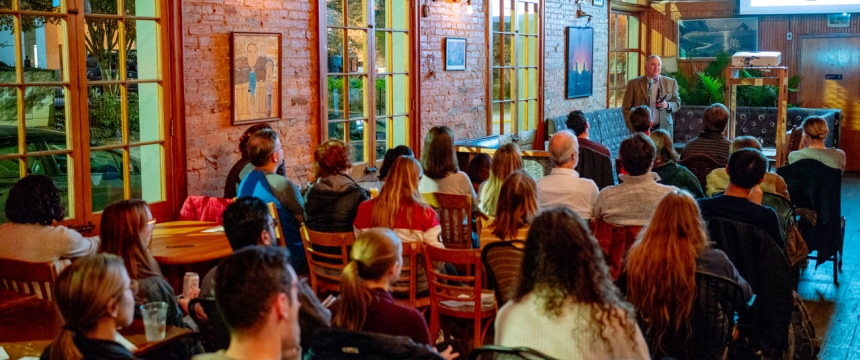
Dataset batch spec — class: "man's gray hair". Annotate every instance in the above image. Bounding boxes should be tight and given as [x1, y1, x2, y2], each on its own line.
[548, 130, 579, 167]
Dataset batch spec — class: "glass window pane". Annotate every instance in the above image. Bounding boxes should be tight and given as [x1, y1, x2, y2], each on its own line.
[346, 29, 366, 74]
[390, 32, 408, 73]
[0, 16, 19, 84]
[88, 85, 122, 146]
[326, 0, 344, 27]
[129, 20, 158, 80]
[21, 16, 65, 83]
[0, 87, 19, 148]
[346, 0, 365, 28]
[390, 115, 408, 148]
[348, 119, 364, 163]
[328, 121, 346, 142]
[615, 88, 626, 108]
[503, 1, 512, 32]
[517, 35, 523, 70]
[516, 1, 525, 32]
[327, 28, 344, 73]
[501, 102, 512, 135]
[608, 52, 617, 87]
[90, 149, 125, 212]
[328, 76, 345, 120]
[375, 75, 388, 116]
[501, 68, 513, 101]
[491, 102, 501, 135]
[347, 75, 365, 119]
[129, 82, 159, 143]
[609, 14, 617, 49]
[85, 18, 121, 81]
[492, 34, 503, 67]
[374, 31, 387, 73]
[527, 4, 538, 35]
[629, 16, 640, 49]
[1, 0, 13, 10]
[527, 68, 536, 98]
[85, 0, 119, 14]
[492, 68, 501, 100]
[130, 144, 161, 203]
[390, 0, 408, 30]
[21, 0, 60, 12]
[126, 0, 156, 17]
[504, 35, 514, 66]
[617, 15, 628, 49]
[627, 51, 638, 82]
[374, 0, 386, 30]
[24, 86, 66, 148]
[375, 117, 386, 160]
[517, 67, 524, 99]
[392, 74, 408, 115]
[618, 53, 628, 85]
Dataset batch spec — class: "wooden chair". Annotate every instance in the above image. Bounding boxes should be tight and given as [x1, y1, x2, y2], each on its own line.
[424, 245, 496, 352]
[267, 202, 286, 247]
[782, 125, 803, 165]
[391, 242, 430, 311]
[300, 225, 354, 295]
[481, 241, 525, 305]
[679, 153, 722, 189]
[0, 258, 66, 300]
[422, 192, 473, 249]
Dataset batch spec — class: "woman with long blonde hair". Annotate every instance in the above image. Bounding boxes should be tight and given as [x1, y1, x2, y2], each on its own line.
[43, 254, 136, 360]
[624, 190, 752, 358]
[478, 143, 523, 215]
[353, 156, 443, 293]
[480, 170, 537, 246]
[99, 199, 190, 329]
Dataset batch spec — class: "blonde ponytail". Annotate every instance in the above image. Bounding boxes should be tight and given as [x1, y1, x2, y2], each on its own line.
[333, 261, 373, 331]
[49, 328, 83, 360]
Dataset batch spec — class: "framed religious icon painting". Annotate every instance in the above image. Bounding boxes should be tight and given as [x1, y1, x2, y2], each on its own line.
[231, 32, 281, 125]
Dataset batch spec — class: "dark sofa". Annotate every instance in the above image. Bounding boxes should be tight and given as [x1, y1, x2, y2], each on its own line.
[547, 106, 843, 157]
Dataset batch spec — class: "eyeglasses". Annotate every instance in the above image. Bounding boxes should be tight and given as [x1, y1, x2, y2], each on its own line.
[147, 218, 157, 227]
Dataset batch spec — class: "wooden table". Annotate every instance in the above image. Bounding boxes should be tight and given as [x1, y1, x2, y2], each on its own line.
[0, 301, 192, 359]
[150, 221, 232, 291]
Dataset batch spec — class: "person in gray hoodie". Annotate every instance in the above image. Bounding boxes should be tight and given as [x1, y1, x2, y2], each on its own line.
[304, 140, 370, 233]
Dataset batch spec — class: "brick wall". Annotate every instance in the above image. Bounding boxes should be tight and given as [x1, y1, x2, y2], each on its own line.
[182, 0, 318, 196]
[418, 0, 488, 146]
[544, 0, 609, 119]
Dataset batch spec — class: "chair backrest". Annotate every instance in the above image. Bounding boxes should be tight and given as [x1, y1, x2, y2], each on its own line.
[0, 258, 65, 300]
[481, 241, 525, 305]
[300, 225, 354, 295]
[777, 159, 843, 261]
[679, 153, 722, 188]
[782, 125, 803, 165]
[306, 328, 444, 360]
[178, 196, 234, 223]
[575, 147, 614, 190]
[421, 192, 473, 249]
[469, 346, 558, 360]
[268, 202, 286, 247]
[592, 218, 642, 280]
[689, 271, 746, 359]
[188, 298, 230, 352]
[391, 242, 429, 309]
[760, 192, 794, 247]
[424, 246, 484, 305]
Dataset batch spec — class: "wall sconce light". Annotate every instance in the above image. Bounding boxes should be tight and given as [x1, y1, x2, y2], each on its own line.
[575, 0, 592, 27]
[465, 0, 473, 14]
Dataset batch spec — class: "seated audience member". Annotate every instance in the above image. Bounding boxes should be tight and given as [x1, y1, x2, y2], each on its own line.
[630, 105, 653, 134]
[789, 116, 846, 171]
[706, 136, 790, 199]
[418, 126, 477, 206]
[193, 246, 302, 360]
[495, 208, 649, 360]
[0, 175, 99, 262]
[480, 170, 538, 247]
[680, 103, 732, 166]
[198, 197, 330, 354]
[650, 129, 704, 198]
[478, 143, 523, 215]
[565, 110, 610, 158]
[699, 149, 784, 247]
[354, 156, 442, 294]
[40, 254, 136, 360]
[99, 200, 191, 329]
[224, 123, 286, 198]
[467, 153, 492, 195]
[536, 130, 599, 220]
[623, 190, 752, 358]
[378, 145, 413, 182]
[304, 140, 370, 232]
[332, 228, 455, 360]
[237, 128, 307, 275]
[595, 133, 675, 226]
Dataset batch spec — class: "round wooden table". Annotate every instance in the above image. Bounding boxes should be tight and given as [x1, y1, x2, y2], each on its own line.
[150, 221, 232, 291]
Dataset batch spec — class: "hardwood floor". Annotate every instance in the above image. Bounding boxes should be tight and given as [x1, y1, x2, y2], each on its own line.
[798, 171, 860, 360]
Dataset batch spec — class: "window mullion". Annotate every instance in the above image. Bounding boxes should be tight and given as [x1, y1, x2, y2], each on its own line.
[365, 0, 376, 164]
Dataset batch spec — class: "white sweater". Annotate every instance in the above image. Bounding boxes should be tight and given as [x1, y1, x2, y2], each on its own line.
[0, 222, 100, 262]
[496, 293, 650, 360]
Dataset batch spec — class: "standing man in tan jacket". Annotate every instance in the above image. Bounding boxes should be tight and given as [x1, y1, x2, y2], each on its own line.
[622, 55, 681, 139]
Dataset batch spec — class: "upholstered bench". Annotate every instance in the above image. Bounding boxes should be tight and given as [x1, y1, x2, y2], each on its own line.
[546, 107, 629, 160]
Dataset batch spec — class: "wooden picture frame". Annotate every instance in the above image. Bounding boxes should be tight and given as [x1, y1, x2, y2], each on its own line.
[230, 32, 281, 125]
[445, 37, 467, 71]
[566, 26, 593, 99]
[678, 17, 758, 59]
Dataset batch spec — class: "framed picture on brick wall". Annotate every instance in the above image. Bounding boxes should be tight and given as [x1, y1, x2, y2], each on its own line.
[445, 37, 467, 71]
[594, 0, 604, 7]
[566, 27, 593, 99]
[231, 32, 282, 125]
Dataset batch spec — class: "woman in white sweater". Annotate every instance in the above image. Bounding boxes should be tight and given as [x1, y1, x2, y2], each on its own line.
[0, 175, 99, 262]
[495, 207, 650, 360]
